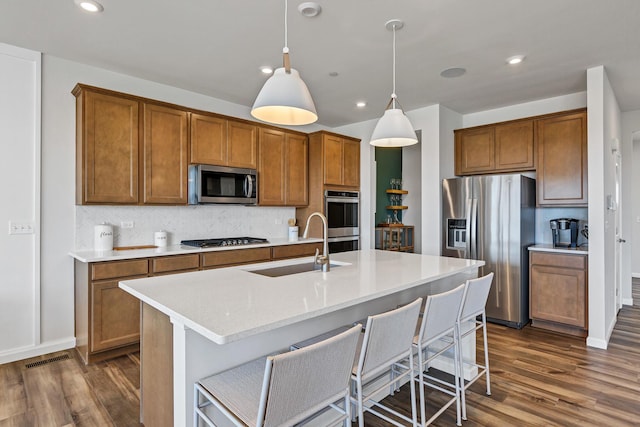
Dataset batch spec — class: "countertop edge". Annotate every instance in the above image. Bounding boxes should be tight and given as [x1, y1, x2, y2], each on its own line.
[69, 237, 324, 263]
[528, 244, 588, 255]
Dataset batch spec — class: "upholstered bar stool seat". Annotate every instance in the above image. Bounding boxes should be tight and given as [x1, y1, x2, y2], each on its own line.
[194, 324, 362, 427]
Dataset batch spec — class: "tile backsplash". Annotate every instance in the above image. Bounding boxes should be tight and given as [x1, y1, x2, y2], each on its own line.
[75, 205, 297, 250]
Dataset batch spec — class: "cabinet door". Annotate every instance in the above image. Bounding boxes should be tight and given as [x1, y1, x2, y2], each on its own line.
[91, 280, 141, 352]
[143, 103, 189, 204]
[285, 134, 309, 206]
[343, 138, 360, 188]
[536, 111, 587, 206]
[323, 134, 344, 185]
[530, 264, 586, 328]
[258, 128, 286, 205]
[495, 120, 534, 171]
[227, 120, 258, 169]
[190, 113, 227, 165]
[455, 127, 495, 175]
[80, 91, 139, 204]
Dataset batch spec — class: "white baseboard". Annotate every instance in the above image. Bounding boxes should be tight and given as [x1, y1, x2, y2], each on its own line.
[586, 336, 608, 349]
[623, 298, 634, 306]
[632, 272, 640, 278]
[0, 337, 76, 365]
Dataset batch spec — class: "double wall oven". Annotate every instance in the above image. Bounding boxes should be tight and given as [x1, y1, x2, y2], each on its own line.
[324, 190, 359, 253]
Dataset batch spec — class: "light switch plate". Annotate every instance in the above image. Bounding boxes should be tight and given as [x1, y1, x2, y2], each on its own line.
[8, 221, 35, 235]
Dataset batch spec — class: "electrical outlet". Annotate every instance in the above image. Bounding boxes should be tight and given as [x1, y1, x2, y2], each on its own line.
[120, 221, 134, 229]
[8, 221, 35, 235]
[275, 218, 282, 225]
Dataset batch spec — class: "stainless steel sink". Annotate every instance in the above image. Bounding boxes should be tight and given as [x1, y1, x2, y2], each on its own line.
[248, 262, 342, 277]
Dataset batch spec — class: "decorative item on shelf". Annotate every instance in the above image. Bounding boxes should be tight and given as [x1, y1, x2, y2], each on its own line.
[369, 20, 418, 147]
[384, 184, 408, 226]
[251, 0, 317, 126]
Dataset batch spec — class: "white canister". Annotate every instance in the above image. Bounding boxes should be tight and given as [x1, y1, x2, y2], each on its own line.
[154, 230, 168, 247]
[94, 223, 114, 252]
[288, 226, 299, 242]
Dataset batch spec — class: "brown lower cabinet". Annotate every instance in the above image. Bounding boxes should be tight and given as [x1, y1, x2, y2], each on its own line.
[529, 251, 588, 337]
[74, 242, 323, 364]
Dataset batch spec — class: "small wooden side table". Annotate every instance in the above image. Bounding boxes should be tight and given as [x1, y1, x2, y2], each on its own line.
[375, 225, 414, 253]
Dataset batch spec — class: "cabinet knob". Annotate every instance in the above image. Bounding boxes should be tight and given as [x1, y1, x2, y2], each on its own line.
[618, 238, 627, 243]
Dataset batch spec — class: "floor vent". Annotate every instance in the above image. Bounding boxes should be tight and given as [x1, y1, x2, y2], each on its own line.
[25, 353, 71, 369]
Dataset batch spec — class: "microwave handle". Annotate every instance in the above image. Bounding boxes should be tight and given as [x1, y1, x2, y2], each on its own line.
[244, 175, 254, 198]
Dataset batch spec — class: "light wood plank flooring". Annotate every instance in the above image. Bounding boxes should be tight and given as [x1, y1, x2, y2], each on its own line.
[2, 281, 639, 426]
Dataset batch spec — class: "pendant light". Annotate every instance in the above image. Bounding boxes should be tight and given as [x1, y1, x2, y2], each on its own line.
[251, 0, 318, 126]
[370, 20, 418, 147]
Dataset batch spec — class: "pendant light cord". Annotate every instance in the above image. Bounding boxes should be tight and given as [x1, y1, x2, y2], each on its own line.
[282, 0, 291, 72]
[391, 23, 397, 109]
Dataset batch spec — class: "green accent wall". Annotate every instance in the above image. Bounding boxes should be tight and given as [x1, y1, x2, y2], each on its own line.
[375, 147, 402, 225]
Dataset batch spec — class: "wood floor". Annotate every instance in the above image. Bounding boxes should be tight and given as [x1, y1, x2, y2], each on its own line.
[2, 281, 639, 426]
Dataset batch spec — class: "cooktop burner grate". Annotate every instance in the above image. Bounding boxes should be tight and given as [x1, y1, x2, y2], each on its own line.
[180, 237, 269, 248]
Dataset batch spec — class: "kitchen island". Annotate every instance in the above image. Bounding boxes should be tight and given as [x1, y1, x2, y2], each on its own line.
[120, 249, 484, 426]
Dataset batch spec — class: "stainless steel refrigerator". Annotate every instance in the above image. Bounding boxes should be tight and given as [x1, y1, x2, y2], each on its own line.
[442, 174, 536, 328]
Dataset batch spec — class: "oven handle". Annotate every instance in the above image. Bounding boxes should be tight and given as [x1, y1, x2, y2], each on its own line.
[325, 197, 359, 204]
[327, 236, 359, 243]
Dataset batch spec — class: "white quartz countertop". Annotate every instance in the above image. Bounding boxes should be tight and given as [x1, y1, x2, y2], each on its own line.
[119, 249, 484, 345]
[69, 237, 323, 263]
[529, 244, 589, 254]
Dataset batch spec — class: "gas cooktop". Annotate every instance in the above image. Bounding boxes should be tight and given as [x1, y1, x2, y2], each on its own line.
[180, 237, 269, 248]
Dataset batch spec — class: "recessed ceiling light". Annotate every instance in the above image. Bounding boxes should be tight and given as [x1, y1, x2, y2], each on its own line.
[259, 66, 273, 75]
[298, 2, 322, 17]
[506, 55, 525, 65]
[74, 0, 104, 13]
[356, 101, 367, 108]
[440, 67, 466, 78]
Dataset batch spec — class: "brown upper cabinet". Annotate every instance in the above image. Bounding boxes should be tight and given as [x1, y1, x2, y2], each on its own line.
[536, 110, 587, 206]
[74, 84, 189, 205]
[454, 108, 587, 207]
[74, 87, 140, 204]
[258, 128, 308, 206]
[190, 113, 257, 169]
[455, 119, 534, 175]
[142, 102, 189, 204]
[309, 131, 361, 189]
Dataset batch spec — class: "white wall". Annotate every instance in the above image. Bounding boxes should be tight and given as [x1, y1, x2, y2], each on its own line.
[0, 44, 42, 363]
[586, 66, 621, 349]
[463, 92, 587, 127]
[621, 110, 640, 292]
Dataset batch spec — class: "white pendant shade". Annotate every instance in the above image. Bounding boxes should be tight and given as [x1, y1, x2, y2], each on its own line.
[251, 67, 318, 126]
[370, 108, 418, 147]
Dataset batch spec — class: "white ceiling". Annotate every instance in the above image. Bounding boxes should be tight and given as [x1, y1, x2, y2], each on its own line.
[1, 0, 639, 128]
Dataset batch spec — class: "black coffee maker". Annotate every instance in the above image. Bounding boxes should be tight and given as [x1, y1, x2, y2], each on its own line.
[550, 218, 579, 248]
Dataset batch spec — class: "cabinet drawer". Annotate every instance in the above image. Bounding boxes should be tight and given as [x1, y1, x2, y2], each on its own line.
[92, 259, 149, 280]
[530, 252, 586, 269]
[201, 248, 271, 269]
[151, 254, 200, 274]
[272, 242, 323, 260]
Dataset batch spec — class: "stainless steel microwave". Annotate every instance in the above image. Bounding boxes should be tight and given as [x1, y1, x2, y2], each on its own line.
[188, 165, 257, 204]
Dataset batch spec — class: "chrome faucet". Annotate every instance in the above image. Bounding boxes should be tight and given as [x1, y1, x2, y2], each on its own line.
[302, 212, 330, 272]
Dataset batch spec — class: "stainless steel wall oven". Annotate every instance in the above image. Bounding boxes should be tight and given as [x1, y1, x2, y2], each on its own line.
[324, 190, 359, 253]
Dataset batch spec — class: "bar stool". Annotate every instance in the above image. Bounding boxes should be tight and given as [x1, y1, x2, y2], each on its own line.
[413, 283, 466, 426]
[194, 324, 361, 427]
[457, 272, 494, 420]
[351, 298, 422, 427]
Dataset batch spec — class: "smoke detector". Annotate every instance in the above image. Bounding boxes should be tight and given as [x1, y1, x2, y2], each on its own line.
[298, 2, 322, 17]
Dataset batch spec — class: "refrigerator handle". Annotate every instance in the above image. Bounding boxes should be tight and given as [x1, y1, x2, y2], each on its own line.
[470, 198, 478, 260]
[465, 199, 472, 257]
